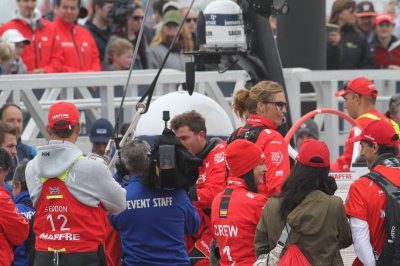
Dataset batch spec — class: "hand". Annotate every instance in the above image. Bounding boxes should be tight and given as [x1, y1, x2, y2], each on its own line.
[328, 31, 341, 46]
[388, 64, 400, 70]
[31, 68, 45, 74]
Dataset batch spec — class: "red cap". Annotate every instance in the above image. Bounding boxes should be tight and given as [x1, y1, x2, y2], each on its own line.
[226, 139, 265, 177]
[374, 13, 395, 25]
[296, 139, 330, 167]
[48, 101, 80, 129]
[335, 77, 378, 98]
[348, 120, 399, 145]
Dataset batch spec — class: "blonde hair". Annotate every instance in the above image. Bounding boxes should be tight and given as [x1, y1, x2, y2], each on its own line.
[107, 38, 133, 63]
[150, 25, 193, 52]
[0, 39, 12, 65]
[232, 80, 284, 120]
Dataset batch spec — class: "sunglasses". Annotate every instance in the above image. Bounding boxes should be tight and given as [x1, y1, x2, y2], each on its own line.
[264, 101, 287, 111]
[131, 16, 144, 21]
[185, 18, 197, 23]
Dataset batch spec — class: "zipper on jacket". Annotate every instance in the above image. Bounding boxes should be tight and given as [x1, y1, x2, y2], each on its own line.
[81, 45, 86, 67]
[32, 32, 38, 69]
[38, 41, 42, 62]
[71, 28, 83, 70]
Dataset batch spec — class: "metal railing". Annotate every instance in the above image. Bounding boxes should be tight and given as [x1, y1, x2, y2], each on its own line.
[1, 68, 399, 159]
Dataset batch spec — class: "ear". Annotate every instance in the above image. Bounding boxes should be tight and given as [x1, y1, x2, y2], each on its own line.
[46, 125, 53, 136]
[75, 123, 81, 135]
[198, 130, 206, 140]
[372, 142, 380, 154]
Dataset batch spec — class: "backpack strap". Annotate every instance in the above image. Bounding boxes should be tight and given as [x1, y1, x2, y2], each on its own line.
[227, 125, 268, 144]
[218, 188, 234, 218]
[364, 171, 400, 242]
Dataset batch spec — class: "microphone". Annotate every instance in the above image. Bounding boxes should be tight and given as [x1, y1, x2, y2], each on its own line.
[185, 62, 195, 96]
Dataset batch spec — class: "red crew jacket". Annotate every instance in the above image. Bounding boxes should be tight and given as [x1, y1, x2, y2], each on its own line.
[0, 186, 29, 265]
[0, 18, 62, 73]
[54, 17, 101, 72]
[34, 178, 107, 253]
[345, 163, 400, 266]
[211, 177, 267, 266]
[236, 114, 290, 198]
[331, 109, 395, 172]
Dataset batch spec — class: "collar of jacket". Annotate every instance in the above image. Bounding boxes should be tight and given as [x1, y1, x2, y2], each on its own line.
[226, 177, 247, 190]
[246, 114, 277, 129]
[55, 17, 76, 32]
[371, 153, 400, 170]
[13, 9, 44, 30]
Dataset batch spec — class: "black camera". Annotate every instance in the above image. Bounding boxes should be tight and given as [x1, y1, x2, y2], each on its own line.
[108, 0, 135, 28]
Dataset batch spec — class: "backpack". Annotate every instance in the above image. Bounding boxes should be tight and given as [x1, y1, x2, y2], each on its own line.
[227, 125, 268, 144]
[364, 171, 400, 266]
[253, 224, 311, 266]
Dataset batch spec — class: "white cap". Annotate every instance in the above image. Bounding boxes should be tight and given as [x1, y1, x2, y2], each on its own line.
[2, 29, 31, 45]
[162, 1, 180, 15]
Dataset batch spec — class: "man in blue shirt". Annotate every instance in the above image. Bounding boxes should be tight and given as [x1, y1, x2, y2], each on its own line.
[110, 140, 200, 265]
[12, 159, 35, 266]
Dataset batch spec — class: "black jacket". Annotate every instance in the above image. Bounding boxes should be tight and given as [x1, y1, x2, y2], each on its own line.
[327, 25, 375, 69]
[85, 20, 112, 62]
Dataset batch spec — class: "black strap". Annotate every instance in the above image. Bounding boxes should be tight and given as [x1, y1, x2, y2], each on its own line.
[364, 171, 400, 241]
[227, 125, 268, 144]
[219, 188, 234, 218]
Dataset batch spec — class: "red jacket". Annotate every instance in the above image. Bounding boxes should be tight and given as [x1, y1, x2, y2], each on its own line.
[0, 186, 30, 265]
[345, 159, 400, 266]
[211, 177, 267, 266]
[237, 114, 290, 198]
[375, 36, 400, 69]
[195, 140, 227, 209]
[331, 109, 396, 172]
[54, 17, 101, 72]
[0, 18, 62, 73]
[185, 140, 227, 261]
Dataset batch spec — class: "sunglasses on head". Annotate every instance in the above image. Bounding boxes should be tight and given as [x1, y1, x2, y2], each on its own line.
[131, 16, 144, 21]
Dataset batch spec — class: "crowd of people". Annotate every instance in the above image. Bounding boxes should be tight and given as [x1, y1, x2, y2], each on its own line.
[0, 75, 399, 266]
[2, 0, 400, 266]
[0, 0, 400, 74]
[0, 0, 199, 74]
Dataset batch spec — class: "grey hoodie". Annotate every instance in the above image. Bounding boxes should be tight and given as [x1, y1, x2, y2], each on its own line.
[25, 140, 126, 215]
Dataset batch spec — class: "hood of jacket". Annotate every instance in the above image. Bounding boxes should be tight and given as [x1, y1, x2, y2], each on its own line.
[13, 8, 42, 30]
[29, 140, 83, 179]
[287, 190, 331, 236]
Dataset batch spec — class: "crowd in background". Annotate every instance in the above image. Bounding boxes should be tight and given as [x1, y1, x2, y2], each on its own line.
[0, 0, 400, 75]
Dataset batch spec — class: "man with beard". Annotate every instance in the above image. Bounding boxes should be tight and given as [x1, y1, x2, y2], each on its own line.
[148, 10, 193, 71]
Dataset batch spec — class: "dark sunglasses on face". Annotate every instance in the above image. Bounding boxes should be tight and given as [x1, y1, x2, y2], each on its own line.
[132, 16, 144, 21]
[264, 101, 287, 111]
[185, 18, 197, 23]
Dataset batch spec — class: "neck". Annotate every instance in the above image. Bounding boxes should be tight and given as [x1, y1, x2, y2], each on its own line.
[357, 104, 375, 118]
[378, 36, 391, 49]
[92, 16, 108, 30]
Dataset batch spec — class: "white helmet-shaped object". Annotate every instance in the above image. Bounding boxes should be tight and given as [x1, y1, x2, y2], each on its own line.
[136, 91, 234, 137]
[203, 0, 247, 51]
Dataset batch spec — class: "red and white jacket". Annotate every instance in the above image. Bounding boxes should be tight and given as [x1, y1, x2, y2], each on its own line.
[0, 186, 29, 265]
[54, 17, 101, 72]
[0, 15, 62, 73]
[236, 114, 290, 198]
[211, 177, 267, 266]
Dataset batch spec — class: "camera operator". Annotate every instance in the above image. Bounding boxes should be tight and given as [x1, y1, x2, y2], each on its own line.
[107, 0, 148, 69]
[109, 140, 200, 265]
